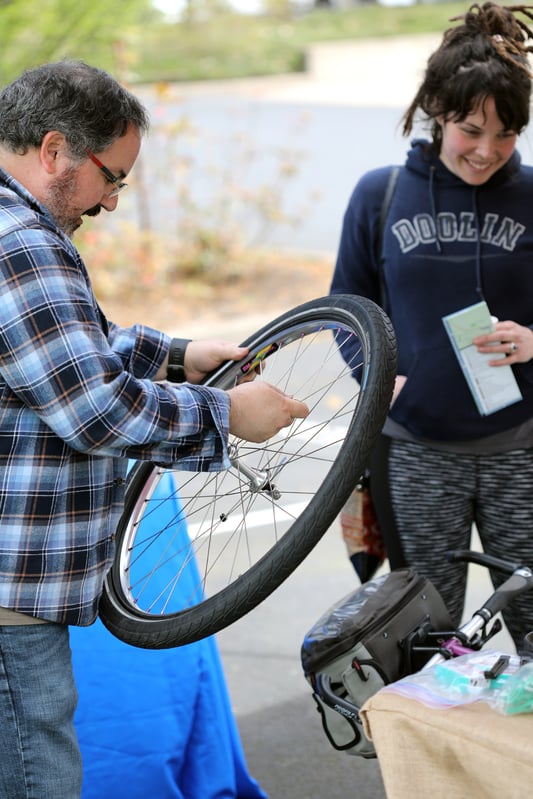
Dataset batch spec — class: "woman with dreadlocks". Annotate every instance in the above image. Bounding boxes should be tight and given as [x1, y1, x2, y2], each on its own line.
[331, 3, 533, 651]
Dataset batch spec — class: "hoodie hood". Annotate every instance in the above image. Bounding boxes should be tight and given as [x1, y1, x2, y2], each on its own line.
[404, 138, 522, 188]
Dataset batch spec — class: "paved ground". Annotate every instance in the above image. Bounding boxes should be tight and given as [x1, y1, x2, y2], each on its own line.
[201, 35, 515, 798]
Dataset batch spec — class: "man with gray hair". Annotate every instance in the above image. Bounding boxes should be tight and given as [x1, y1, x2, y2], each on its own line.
[0, 60, 308, 798]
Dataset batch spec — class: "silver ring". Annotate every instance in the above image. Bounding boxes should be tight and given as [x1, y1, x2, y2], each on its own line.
[510, 342, 518, 353]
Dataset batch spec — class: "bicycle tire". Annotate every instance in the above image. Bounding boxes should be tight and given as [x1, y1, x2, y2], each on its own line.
[99, 294, 397, 649]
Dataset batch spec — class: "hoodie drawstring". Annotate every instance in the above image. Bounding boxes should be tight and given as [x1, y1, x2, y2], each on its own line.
[428, 166, 442, 254]
[471, 185, 485, 302]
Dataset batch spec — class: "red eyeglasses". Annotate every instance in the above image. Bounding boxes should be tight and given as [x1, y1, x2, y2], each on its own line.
[84, 148, 128, 198]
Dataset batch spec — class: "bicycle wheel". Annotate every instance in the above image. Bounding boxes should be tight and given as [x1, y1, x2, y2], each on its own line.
[99, 295, 397, 649]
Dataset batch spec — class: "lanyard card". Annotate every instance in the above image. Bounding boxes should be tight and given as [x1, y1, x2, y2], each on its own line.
[442, 301, 523, 415]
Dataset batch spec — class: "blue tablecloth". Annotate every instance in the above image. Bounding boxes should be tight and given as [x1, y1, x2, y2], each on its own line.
[71, 470, 266, 799]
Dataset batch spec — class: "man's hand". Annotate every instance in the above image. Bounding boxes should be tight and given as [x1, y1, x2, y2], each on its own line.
[183, 340, 250, 384]
[156, 339, 250, 383]
[227, 382, 309, 443]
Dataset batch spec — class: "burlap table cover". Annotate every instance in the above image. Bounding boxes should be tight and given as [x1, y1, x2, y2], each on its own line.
[360, 689, 533, 799]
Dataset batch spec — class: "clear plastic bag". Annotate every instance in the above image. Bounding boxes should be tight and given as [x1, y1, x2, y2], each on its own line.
[381, 650, 523, 711]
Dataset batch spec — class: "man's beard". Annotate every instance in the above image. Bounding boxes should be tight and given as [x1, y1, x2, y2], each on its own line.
[44, 166, 101, 237]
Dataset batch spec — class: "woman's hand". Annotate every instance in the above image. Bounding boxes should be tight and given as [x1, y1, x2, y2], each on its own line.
[391, 375, 407, 405]
[473, 321, 533, 365]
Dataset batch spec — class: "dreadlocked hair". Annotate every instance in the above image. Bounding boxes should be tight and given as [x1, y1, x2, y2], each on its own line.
[402, 3, 533, 148]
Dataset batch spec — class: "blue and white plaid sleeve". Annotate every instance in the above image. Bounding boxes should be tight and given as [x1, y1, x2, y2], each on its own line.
[0, 225, 231, 470]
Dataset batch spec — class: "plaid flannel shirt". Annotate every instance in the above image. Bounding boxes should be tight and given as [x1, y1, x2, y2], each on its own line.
[0, 169, 231, 625]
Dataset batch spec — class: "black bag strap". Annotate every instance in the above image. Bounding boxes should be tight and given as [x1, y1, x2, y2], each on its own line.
[377, 166, 400, 310]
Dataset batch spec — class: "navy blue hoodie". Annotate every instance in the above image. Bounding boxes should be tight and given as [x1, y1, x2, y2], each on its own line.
[331, 139, 533, 441]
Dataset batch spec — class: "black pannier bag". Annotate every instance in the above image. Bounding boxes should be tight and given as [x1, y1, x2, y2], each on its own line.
[300, 569, 453, 758]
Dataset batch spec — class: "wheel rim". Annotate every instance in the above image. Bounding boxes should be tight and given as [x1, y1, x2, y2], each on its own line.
[116, 310, 372, 618]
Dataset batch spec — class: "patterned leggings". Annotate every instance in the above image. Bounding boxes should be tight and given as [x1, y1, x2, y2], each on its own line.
[379, 438, 533, 650]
